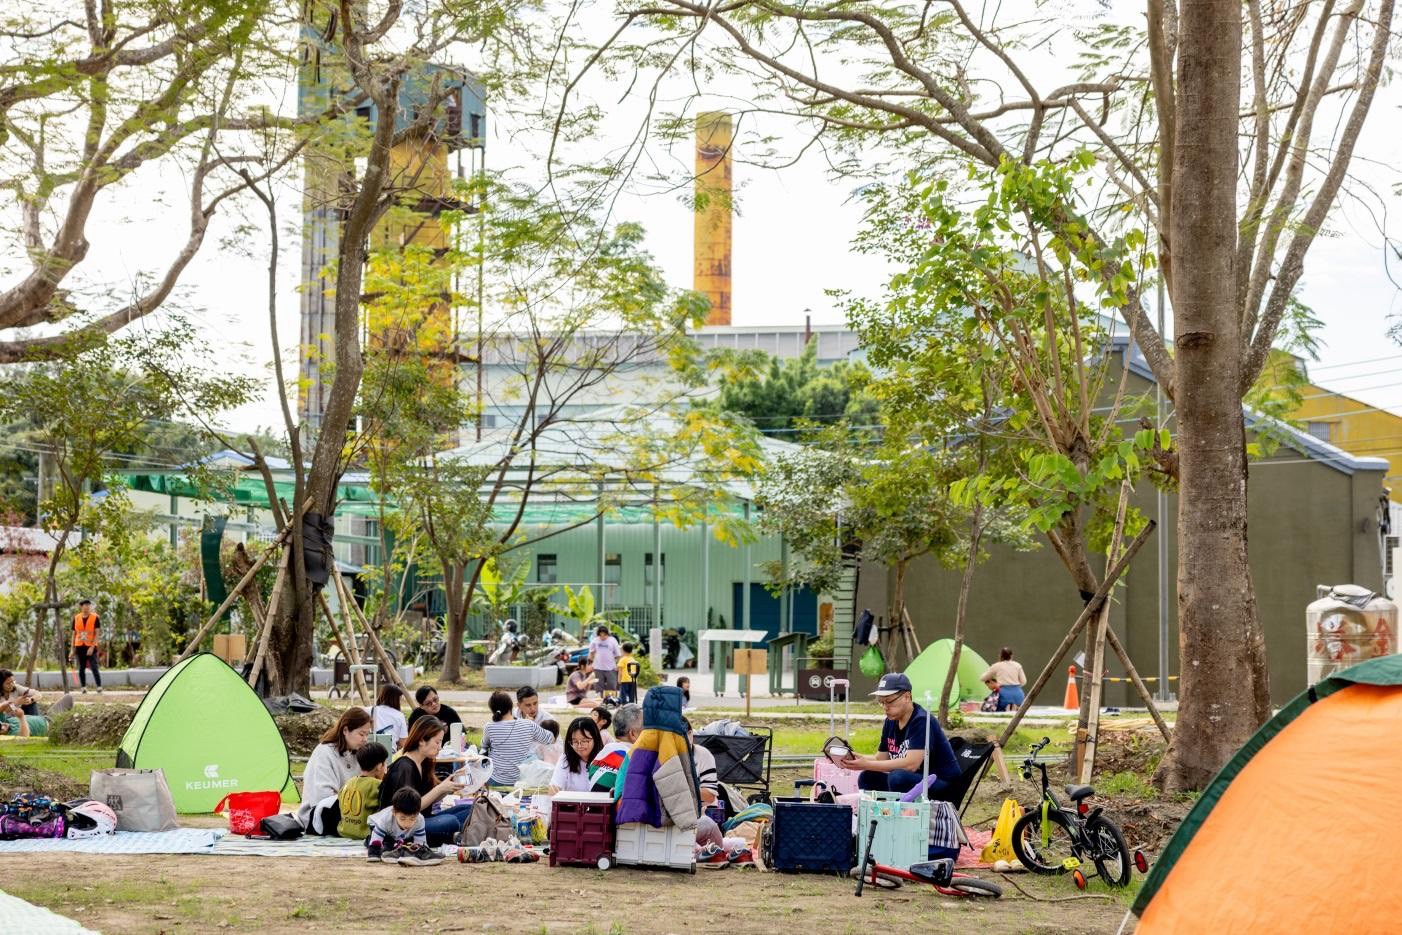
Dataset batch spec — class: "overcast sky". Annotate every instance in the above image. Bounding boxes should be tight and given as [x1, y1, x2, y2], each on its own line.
[18, 7, 1402, 444]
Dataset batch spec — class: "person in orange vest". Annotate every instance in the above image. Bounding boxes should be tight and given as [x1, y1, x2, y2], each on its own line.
[72, 599, 102, 694]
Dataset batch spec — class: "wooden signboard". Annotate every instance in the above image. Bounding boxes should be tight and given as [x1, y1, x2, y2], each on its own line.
[212, 633, 247, 665]
[733, 649, 768, 716]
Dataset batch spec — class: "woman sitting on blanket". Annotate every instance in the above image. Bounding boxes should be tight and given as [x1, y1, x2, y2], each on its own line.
[299, 707, 372, 834]
[379, 715, 474, 847]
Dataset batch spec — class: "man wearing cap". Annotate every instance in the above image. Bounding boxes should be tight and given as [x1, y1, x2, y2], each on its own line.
[838, 672, 959, 795]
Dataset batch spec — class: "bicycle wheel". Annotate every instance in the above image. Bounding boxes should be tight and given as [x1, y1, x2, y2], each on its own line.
[1086, 815, 1132, 887]
[1011, 806, 1079, 875]
[849, 867, 902, 889]
[947, 876, 1002, 899]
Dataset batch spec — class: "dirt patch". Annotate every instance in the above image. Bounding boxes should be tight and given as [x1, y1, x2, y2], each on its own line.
[1108, 797, 1190, 855]
[0, 757, 90, 801]
[45, 699, 341, 757]
[6, 853, 1132, 935]
[49, 703, 136, 746]
[273, 708, 339, 757]
[1093, 724, 1167, 776]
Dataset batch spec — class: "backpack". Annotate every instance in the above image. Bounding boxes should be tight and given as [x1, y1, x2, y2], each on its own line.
[456, 792, 513, 847]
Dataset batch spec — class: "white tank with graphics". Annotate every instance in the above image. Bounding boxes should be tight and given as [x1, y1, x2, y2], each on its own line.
[1306, 584, 1398, 686]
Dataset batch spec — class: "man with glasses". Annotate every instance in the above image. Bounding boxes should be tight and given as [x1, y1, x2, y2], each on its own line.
[838, 672, 959, 796]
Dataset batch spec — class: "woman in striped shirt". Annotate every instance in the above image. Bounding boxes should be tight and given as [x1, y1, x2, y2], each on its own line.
[482, 690, 556, 786]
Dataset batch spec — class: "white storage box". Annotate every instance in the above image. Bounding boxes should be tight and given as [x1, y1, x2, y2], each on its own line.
[613, 822, 696, 873]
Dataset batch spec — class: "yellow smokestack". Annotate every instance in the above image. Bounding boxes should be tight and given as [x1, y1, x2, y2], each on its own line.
[694, 112, 732, 326]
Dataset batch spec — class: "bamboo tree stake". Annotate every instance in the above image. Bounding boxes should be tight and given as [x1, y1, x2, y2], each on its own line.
[175, 526, 292, 663]
[1104, 627, 1173, 742]
[332, 569, 406, 692]
[317, 589, 369, 705]
[997, 520, 1156, 748]
[246, 551, 290, 689]
[1078, 481, 1131, 782]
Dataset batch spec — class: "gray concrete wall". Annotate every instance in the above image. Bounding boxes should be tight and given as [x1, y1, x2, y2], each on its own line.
[856, 360, 1387, 708]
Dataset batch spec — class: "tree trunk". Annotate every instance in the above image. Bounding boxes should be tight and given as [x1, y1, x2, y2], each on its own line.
[1157, 0, 1268, 792]
[440, 561, 467, 683]
[939, 506, 985, 726]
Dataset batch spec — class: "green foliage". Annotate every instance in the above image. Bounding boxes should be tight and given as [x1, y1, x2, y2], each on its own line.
[707, 339, 879, 440]
[473, 555, 531, 625]
[847, 160, 1164, 576]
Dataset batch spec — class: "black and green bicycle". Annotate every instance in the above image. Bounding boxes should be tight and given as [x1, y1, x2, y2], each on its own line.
[1010, 737, 1149, 889]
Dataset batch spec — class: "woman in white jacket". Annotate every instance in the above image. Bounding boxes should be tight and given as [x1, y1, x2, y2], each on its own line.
[298, 706, 373, 833]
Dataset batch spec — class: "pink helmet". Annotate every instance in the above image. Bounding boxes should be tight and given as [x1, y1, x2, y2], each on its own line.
[64, 800, 117, 838]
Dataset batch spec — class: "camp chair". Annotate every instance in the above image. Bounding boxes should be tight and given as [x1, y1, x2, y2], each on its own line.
[696, 726, 773, 805]
[926, 738, 996, 818]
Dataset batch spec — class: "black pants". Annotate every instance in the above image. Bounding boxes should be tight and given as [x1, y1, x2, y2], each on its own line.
[618, 682, 637, 705]
[74, 646, 101, 688]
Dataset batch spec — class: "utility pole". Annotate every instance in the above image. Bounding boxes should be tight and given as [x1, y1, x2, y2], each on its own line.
[1156, 269, 1171, 702]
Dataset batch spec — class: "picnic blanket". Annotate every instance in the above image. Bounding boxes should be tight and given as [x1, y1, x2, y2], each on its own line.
[0, 828, 219, 854]
[957, 827, 995, 868]
[0, 890, 98, 934]
[0, 827, 368, 858]
[208, 834, 365, 858]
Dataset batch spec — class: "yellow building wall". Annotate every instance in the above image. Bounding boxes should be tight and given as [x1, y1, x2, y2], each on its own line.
[1293, 388, 1402, 500]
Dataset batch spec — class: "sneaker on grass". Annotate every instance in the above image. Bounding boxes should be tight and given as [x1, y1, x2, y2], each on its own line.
[398, 843, 445, 867]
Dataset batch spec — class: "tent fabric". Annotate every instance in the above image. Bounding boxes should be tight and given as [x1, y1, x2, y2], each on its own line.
[116, 653, 298, 813]
[1133, 654, 1402, 930]
[904, 639, 991, 709]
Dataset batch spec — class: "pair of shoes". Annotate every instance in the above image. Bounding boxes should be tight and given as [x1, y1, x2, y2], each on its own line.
[697, 843, 730, 868]
[80, 687, 87, 694]
[502, 845, 538, 863]
[369, 843, 405, 863]
[397, 843, 444, 867]
[727, 847, 754, 866]
[457, 845, 491, 863]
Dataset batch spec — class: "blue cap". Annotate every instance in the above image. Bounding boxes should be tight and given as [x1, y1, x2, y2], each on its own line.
[870, 673, 912, 697]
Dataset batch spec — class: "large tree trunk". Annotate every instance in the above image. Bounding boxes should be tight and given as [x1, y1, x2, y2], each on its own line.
[1156, 0, 1269, 792]
[440, 562, 467, 683]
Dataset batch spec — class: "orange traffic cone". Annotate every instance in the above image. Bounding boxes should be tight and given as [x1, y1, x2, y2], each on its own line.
[1064, 665, 1079, 711]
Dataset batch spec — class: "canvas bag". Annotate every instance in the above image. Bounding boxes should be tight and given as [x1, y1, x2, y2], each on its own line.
[90, 767, 179, 832]
[456, 791, 512, 847]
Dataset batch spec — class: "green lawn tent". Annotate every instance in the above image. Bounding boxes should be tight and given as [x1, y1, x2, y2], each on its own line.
[116, 653, 298, 813]
[905, 639, 991, 710]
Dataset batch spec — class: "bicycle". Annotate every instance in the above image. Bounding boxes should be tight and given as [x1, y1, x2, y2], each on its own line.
[1010, 737, 1149, 889]
[853, 818, 1003, 899]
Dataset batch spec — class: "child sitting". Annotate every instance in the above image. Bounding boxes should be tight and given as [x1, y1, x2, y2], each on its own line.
[590, 706, 613, 745]
[979, 678, 1000, 713]
[366, 788, 442, 865]
[537, 718, 561, 764]
[337, 743, 389, 839]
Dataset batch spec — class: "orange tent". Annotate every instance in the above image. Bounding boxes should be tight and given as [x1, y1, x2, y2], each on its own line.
[1132, 654, 1402, 932]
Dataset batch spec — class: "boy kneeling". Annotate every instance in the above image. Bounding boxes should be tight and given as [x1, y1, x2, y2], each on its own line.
[367, 788, 442, 866]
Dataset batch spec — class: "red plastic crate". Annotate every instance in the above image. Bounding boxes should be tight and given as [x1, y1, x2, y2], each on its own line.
[549, 793, 615, 868]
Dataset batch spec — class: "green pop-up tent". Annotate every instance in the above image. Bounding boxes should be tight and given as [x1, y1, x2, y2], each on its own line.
[116, 653, 297, 813]
[905, 639, 991, 710]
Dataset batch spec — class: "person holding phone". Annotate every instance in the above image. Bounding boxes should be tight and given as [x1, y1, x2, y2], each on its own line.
[378, 715, 472, 846]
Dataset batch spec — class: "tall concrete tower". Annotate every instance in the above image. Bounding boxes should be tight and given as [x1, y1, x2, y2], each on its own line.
[693, 112, 733, 326]
[296, 12, 486, 437]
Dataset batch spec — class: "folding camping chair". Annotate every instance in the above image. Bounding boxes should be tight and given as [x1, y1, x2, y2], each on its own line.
[928, 737, 996, 818]
[695, 725, 773, 806]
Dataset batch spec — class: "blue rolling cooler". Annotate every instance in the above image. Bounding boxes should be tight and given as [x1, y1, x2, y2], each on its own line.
[767, 797, 854, 874]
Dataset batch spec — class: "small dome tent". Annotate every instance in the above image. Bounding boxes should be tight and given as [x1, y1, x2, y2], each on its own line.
[116, 653, 297, 813]
[904, 639, 990, 710]
[1132, 654, 1402, 932]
